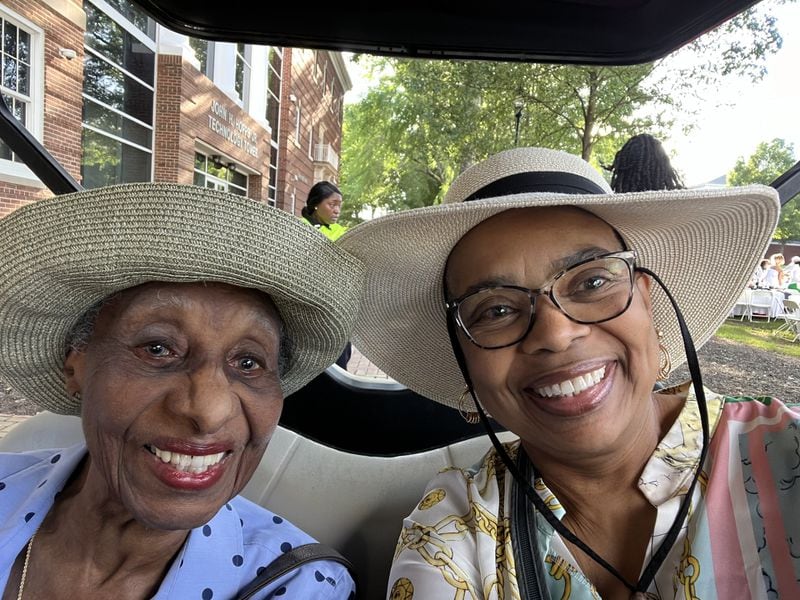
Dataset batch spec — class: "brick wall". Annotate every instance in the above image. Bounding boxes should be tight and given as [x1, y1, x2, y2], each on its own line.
[0, 0, 83, 217]
[277, 49, 346, 216]
[159, 58, 272, 199]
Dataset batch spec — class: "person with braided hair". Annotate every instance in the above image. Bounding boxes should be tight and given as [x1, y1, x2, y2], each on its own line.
[609, 133, 684, 193]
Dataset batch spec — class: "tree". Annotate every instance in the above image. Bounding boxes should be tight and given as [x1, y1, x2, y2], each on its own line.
[341, 2, 789, 221]
[728, 138, 800, 240]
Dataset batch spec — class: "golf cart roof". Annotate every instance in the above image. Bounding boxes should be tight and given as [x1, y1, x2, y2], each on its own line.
[135, 0, 761, 65]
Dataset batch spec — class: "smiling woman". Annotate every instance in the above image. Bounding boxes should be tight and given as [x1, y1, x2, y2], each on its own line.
[339, 147, 800, 599]
[0, 183, 362, 599]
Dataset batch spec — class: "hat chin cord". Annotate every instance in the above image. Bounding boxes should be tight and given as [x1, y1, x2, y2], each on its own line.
[444, 267, 709, 595]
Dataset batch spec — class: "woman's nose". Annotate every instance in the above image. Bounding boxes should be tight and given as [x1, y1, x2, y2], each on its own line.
[517, 295, 590, 354]
[170, 362, 236, 433]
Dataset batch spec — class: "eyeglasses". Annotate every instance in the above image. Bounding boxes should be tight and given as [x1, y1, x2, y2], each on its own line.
[446, 250, 637, 349]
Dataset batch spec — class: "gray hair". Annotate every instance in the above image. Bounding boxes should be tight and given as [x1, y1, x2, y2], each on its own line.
[66, 296, 293, 377]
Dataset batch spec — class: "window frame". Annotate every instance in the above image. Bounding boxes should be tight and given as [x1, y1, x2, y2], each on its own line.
[235, 42, 252, 105]
[81, 0, 157, 188]
[0, 6, 44, 187]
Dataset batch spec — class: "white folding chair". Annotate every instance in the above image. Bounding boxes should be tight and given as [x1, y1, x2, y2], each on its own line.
[782, 313, 800, 342]
[732, 289, 751, 320]
[775, 298, 800, 337]
[745, 289, 775, 322]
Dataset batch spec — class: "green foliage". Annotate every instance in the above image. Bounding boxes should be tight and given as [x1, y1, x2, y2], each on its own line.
[728, 138, 800, 240]
[341, 2, 789, 220]
[341, 60, 664, 221]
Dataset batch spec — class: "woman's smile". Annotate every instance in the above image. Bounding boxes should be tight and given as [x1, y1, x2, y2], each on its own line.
[146, 446, 230, 491]
[147, 444, 228, 474]
[145, 441, 234, 491]
[531, 364, 607, 398]
[524, 361, 616, 418]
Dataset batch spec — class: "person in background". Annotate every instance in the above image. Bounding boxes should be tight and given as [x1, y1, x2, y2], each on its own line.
[764, 252, 786, 289]
[340, 147, 798, 599]
[609, 133, 684, 193]
[0, 183, 361, 599]
[301, 181, 348, 241]
[750, 258, 771, 288]
[787, 255, 800, 291]
[301, 180, 352, 369]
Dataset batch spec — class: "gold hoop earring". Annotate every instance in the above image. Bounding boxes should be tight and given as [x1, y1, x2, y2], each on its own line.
[656, 328, 671, 380]
[457, 387, 480, 424]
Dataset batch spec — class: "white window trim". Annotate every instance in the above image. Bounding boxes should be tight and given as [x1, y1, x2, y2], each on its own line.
[90, 0, 156, 50]
[293, 101, 302, 148]
[0, 6, 45, 187]
[235, 43, 252, 106]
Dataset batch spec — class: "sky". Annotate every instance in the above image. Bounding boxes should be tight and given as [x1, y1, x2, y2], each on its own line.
[343, 1, 800, 188]
[667, 2, 800, 186]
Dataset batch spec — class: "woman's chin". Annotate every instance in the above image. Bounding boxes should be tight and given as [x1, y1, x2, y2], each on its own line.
[127, 501, 225, 532]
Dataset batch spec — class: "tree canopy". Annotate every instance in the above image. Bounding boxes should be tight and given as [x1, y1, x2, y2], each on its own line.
[340, 1, 790, 223]
[728, 138, 800, 240]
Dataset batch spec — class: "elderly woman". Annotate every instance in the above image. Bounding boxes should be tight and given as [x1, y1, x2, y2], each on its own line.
[0, 184, 361, 599]
[340, 148, 800, 599]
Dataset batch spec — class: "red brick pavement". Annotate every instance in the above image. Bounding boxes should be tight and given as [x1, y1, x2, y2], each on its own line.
[345, 345, 389, 379]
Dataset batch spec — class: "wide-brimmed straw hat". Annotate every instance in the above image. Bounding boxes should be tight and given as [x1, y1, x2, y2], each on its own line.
[0, 183, 363, 415]
[338, 147, 780, 409]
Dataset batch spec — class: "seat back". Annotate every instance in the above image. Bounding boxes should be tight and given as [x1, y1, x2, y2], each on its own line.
[0, 409, 516, 599]
[748, 289, 775, 320]
[784, 298, 800, 315]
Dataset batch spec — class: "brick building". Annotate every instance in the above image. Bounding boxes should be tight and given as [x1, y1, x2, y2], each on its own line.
[0, 0, 350, 218]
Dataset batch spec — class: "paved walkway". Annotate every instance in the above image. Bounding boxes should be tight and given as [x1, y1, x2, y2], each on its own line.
[0, 347, 389, 439]
[346, 345, 389, 379]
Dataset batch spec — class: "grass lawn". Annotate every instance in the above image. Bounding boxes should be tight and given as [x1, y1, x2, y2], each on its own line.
[716, 317, 800, 359]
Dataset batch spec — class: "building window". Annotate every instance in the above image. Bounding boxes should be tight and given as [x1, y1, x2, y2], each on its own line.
[0, 10, 41, 165]
[265, 47, 282, 144]
[189, 37, 214, 77]
[96, 0, 155, 39]
[81, 0, 155, 189]
[235, 43, 251, 103]
[193, 152, 248, 196]
[265, 47, 282, 206]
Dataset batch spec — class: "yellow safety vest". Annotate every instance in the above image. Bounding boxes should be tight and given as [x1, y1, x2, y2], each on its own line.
[301, 217, 348, 241]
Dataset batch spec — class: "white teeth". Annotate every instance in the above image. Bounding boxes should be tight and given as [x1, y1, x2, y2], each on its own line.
[150, 446, 225, 474]
[535, 366, 606, 399]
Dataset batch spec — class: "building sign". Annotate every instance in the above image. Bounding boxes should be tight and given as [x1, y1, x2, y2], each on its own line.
[208, 100, 260, 158]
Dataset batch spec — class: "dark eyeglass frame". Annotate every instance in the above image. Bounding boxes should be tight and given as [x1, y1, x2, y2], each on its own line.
[445, 250, 638, 349]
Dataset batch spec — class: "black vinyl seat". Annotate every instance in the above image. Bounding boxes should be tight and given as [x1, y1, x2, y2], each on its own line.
[281, 366, 506, 456]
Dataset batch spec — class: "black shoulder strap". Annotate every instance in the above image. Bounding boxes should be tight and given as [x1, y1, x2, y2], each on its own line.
[511, 450, 548, 600]
[236, 542, 357, 600]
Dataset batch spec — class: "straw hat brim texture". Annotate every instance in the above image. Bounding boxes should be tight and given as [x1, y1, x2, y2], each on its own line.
[0, 183, 363, 415]
[339, 157, 779, 410]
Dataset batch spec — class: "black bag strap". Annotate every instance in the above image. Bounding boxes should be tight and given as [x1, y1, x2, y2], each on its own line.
[511, 449, 549, 600]
[236, 542, 357, 600]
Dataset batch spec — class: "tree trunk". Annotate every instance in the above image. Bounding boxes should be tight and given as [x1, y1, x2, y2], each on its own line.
[581, 69, 599, 160]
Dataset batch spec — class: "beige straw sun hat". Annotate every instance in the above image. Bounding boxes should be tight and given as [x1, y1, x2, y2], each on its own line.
[0, 182, 363, 415]
[338, 147, 780, 409]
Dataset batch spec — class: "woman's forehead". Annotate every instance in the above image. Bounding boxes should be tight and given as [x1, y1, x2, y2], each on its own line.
[99, 281, 280, 325]
[456, 206, 619, 254]
[445, 206, 623, 289]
